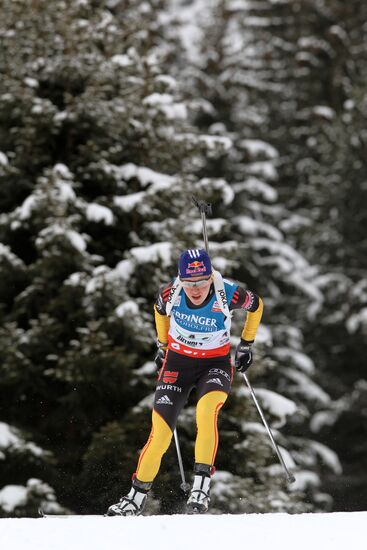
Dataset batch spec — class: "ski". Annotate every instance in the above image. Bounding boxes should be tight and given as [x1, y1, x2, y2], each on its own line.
[39, 509, 106, 518]
[40, 514, 107, 518]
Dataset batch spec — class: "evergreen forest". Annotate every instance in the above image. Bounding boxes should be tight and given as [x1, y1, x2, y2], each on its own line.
[0, 0, 366, 516]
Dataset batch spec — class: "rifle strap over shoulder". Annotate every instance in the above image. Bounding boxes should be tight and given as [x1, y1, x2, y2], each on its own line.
[212, 270, 231, 331]
[165, 276, 182, 316]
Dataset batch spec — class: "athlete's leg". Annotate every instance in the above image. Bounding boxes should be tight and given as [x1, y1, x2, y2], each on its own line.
[195, 390, 227, 465]
[194, 356, 233, 466]
[135, 351, 195, 482]
[184, 357, 233, 513]
[135, 409, 173, 482]
[108, 353, 195, 515]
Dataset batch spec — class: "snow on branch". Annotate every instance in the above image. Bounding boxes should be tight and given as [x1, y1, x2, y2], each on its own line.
[129, 242, 173, 267]
[86, 203, 114, 225]
[237, 386, 297, 427]
[0, 422, 49, 459]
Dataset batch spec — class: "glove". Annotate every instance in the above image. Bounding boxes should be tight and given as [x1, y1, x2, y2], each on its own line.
[154, 341, 167, 371]
[235, 339, 253, 372]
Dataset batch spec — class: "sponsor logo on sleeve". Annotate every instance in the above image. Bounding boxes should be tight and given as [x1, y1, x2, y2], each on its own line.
[157, 295, 165, 311]
[242, 291, 255, 309]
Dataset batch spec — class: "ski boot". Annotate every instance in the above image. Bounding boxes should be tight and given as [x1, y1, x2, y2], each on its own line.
[107, 478, 152, 516]
[186, 463, 212, 514]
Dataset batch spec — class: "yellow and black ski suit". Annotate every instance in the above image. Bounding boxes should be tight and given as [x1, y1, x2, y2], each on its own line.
[135, 280, 263, 483]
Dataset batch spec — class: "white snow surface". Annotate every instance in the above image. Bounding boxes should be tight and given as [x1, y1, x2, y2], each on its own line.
[0, 512, 364, 550]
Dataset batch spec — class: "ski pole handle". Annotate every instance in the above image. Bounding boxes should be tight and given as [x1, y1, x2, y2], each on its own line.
[192, 196, 212, 253]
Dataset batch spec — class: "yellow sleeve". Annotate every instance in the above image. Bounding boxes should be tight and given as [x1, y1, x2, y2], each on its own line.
[241, 297, 264, 342]
[154, 304, 170, 348]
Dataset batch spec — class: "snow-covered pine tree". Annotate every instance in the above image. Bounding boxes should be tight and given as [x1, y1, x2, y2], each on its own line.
[162, 0, 343, 512]
[0, 0, 238, 514]
[204, 0, 367, 509]
[0, 421, 67, 517]
[288, 1, 367, 510]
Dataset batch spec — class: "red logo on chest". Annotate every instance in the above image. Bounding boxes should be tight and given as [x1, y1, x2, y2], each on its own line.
[163, 371, 179, 384]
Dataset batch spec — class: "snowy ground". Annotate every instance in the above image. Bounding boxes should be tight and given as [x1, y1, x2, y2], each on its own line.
[0, 512, 364, 550]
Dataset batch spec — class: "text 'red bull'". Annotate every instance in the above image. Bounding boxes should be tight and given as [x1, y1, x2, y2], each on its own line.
[186, 261, 207, 275]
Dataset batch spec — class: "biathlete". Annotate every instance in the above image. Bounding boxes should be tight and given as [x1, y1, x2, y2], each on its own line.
[107, 248, 263, 515]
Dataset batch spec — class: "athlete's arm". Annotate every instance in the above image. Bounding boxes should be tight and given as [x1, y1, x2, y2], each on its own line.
[229, 286, 264, 343]
[154, 282, 172, 348]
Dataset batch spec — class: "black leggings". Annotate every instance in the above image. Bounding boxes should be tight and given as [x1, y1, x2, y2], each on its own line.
[135, 350, 233, 482]
[155, 350, 233, 430]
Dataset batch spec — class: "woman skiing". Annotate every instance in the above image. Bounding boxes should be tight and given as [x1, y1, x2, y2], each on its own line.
[107, 248, 263, 515]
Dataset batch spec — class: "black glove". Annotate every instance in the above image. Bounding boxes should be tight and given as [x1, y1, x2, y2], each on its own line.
[154, 342, 167, 371]
[235, 339, 253, 373]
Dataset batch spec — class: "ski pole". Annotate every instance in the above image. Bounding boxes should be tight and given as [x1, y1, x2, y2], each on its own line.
[173, 428, 191, 493]
[242, 373, 296, 484]
[192, 195, 295, 485]
[192, 196, 212, 253]
[171, 198, 212, 495]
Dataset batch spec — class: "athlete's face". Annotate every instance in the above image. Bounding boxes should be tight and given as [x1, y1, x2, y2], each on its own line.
[181, 276, 212, 305]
